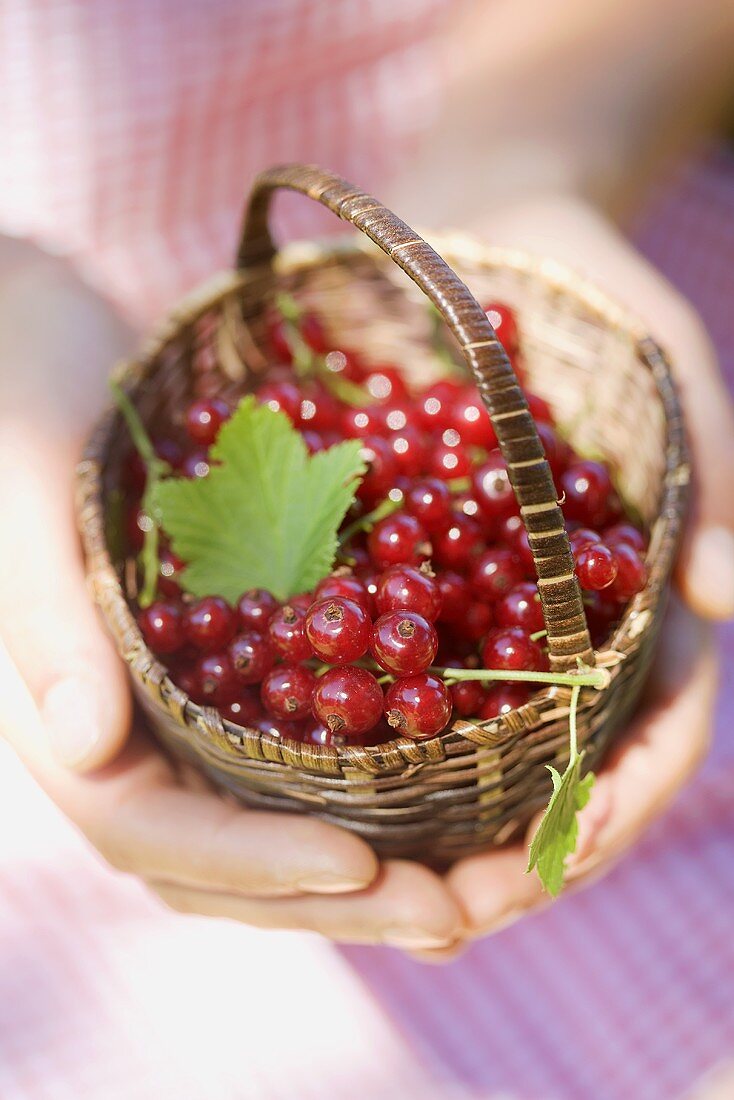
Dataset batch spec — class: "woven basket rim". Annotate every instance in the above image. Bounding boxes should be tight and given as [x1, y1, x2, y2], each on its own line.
[77, 236, 688, 777]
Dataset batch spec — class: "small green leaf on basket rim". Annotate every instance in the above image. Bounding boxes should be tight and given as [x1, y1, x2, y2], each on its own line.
[152, 396, 367, 603]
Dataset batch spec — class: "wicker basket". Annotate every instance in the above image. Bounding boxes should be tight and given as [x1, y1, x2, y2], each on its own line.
[77, 164, 689, 862]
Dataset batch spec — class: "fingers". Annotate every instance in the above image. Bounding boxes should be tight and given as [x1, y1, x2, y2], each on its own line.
[446, 599, 716, 937]
[0, 430, 131, 770]
[151, 860, 465, 949]
[483, 194, 734, 620]
[0, 640, 379, 897]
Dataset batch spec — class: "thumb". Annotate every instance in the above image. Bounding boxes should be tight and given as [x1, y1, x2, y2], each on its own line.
[0, 429, 131, 771]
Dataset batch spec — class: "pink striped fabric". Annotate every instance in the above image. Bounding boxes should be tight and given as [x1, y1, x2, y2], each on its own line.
[1, 4, 733, 1097]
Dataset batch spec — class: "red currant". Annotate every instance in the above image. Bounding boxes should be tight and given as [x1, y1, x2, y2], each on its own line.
[561, 461, 614, 527]
[157, 548, 185, 597]
[575, 543, 618, 591]
[436, 571, 472, 624]
[185, 397, 230, 446]
[450, 678, 487, 717]
[367, 513, 430, 569]
[138, 600, 184, 655]
[196, 651, 239, 706]
[363, 366, 408, 404]
[484, 302, 519, 353]
[404, 477, 452, 532]
[356, 436, 399, 503]
[370, 610, 438, 676]
[300, 311, 329, 353]
[384, 674, 452, 739]
[479, 684, 531, 719]
[305, 597, 371, 664]
[463, 601, 494, 642]
[220, 688, 261, 725]
[525, 392, 554, 423]
[472, 452, 518, 522]
[252, 714, 305, 740]
[374, 564, 442, 621]
[427, 441, 472, 480]
[257, 380, 302, 423]
[185, 596, 236, 651]
[261, 665, 316, 720]
[610, 543, 647, 600]
[480, 627, 545, 672]
[432, 514, 483, 572]
[312, 666, 384, 737]
[180, 449, 211, 479]
[495, 582, 545, 632]
[314, 571, 370, 611]
[604, 523, 646, 553]
[417, 380, 463, 432]
[236, 588, 279, 632]
[269, 605, 313, 661]
[451, 386, 496, 449]
[387, 425, 427, 478]
[471, 548, 524, 602]
[229, 631, 275, 684]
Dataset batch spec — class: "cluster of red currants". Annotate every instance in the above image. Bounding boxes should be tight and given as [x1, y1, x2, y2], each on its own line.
[131, 301, 648, 746]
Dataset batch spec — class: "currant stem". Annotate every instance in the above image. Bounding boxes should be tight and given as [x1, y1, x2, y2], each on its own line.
[431, 665, 608, 691]
[274, 292, 313, 379]
[568, 683, 581, 760]
[428, 303, 464, 377]
[338, 494, 402, 546]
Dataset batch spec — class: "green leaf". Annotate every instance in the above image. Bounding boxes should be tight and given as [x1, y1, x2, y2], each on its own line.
[152, 396, 366, 602]
[526, 753, 595, 897]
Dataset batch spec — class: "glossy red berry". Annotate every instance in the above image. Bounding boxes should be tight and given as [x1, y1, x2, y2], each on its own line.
[480, 627, 545, 672]
[417, 380, 464, 432]
[604, 523, 646, 553]
[367, 513, 430, 569]
[610, 543, 647, 600]
[463, 601, 494, 642]
[180, 449, 211, 479]
[305, 597, 371, 664]
[268, 605, 313, 661]
[471, 548, 524, 602]
[560, 461, 615, 527]
[341, 405, 385, 439]
[236, 588, 279, 632]
[185, 596, 236, 651]
[157, 548, 185, 597]
[374, 564, 442, 621]
[427, 440, 472, 480]
[472, 452, 518, 522]
[479, 684, 531, 719]
[436, 571, 472, 624]
[569, 527, 602, 555]
[495, 582, 545, 632]
[268, 318, 294, 363]
[220, 688, 261, 726]
[370, 610, 438, 676]
[449, 678, 487, 717]
[257, 380, 302, 423]
[384, 674, 452, 739]
[432, 514, 484, 572]
[314, 572, 370, 611]
[363, 366, 409, 404]
[138, 600, 184, 654]
[404, 477, 453, 532]
[185, 397, 230, 446]
[484, 302, 519, 353]
[261, 665, 316, 720]
[356, 436, 399, 503]
[575, 544, 618, 591]
[451, 387, 496, 448]
[229, 631, 275, 684]
[387, 425, 427, 478]
[252, 714, 305, 740]
[196, 652, 239, 706]
[525, 392, 554, 423]
[312, 666, 384, 737]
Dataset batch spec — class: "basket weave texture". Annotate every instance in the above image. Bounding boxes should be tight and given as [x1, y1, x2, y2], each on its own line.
[77, 165, 688, 861]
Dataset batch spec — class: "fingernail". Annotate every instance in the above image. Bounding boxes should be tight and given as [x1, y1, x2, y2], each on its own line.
[381, 926, 460, 950]
[42, 676, 102, 767]
[295, 872, 371, 894]
[688, 526, 734, 619]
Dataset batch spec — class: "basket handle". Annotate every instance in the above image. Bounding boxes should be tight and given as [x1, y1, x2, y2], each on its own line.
[236, 163, 593, 670]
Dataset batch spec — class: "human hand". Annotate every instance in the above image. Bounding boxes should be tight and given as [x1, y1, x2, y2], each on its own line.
[0, 245, 464, 950]
[409, 195, 730, 961]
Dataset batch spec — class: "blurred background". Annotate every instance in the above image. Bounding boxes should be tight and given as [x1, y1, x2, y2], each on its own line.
[1, 2, 733, 1098]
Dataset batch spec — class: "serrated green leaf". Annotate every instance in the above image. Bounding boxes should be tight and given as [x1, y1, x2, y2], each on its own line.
[152, 396, 366, 602]
[526, 754, 595, 897]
